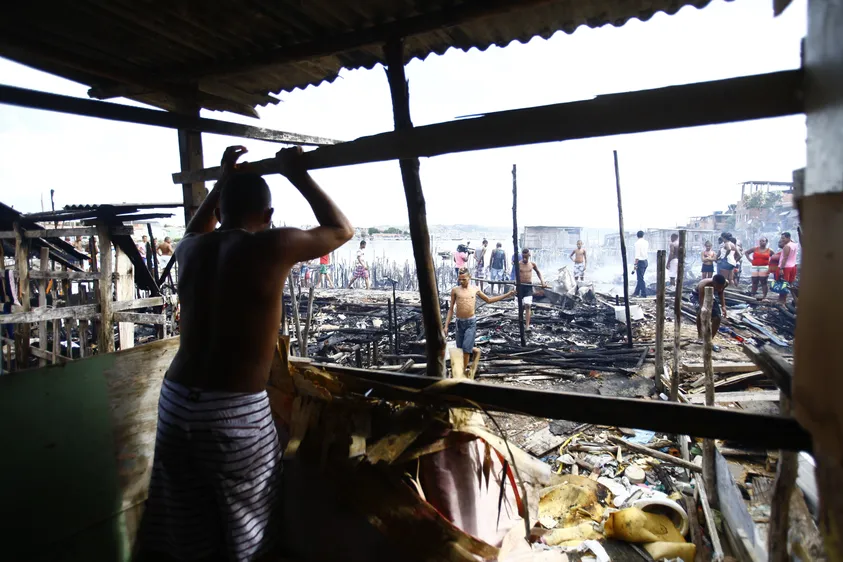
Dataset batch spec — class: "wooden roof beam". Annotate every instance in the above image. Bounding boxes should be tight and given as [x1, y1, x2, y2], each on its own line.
[172, 69, 804, 184]
[0, 84, 340, 146]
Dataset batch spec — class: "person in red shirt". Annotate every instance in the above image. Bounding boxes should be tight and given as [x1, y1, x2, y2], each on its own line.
[746, 237, 773, 300]
[318, 254, 334, 288]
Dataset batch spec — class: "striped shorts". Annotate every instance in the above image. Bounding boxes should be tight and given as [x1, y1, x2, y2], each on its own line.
[138, 379, 283, 561]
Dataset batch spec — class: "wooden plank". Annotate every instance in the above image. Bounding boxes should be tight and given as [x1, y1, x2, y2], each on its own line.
[112, 312, 166, 325]
[688, 370, 767, 394]
[0, 227, 129, 239]
[0, 304, 100, 324]
[384, 39, 445, 378]
[29, 270, 102, 280]
[670, 230, 686, 401]
[0, 84, 340, 147]
[523, 426, 566, 457]
[694, 473, 725, 561]
[38, 248, 49, 367]
[14, 223, 31, 368]
[701, 286, 717, 504]
[613, 150, 633, 347]
[173, 70, 804, 184]
[96, 222, 115, 353]
[684, 361, 759, 373]
[686, 390, 780, 404]
[655, 250, 666, 393]
[28, 345, 71, 365]
[607, 435, 702, 473]
[114, 246, 134, 349]
[112, 297, 165, 312]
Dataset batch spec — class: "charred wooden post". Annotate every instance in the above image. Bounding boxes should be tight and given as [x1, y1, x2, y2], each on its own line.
[770, 391, 797, 561]
[655, 250, 667, 393]
[177, 103, 205, 224]
[287, 274, 303, 357]
[14, 223, 31, 368]
[147, 223, 159, 284]
[115, 246, 134, 350]
[53, 262, 62, 362]
[613, 151, 633, 347]
[512, 164, 526, 347]
[302, 285, 315, 358]
[701, 286, 717, 504]
[387, 299, 394, 358]
[384, 39, 445, 377]
[96, 222, 115, 353]
[37, 247, 49, 367]
[670, 230, 687, 401]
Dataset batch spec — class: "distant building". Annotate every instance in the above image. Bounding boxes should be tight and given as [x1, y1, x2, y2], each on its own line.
[733, 181, 797, 241]
[521, 226, 582, 251]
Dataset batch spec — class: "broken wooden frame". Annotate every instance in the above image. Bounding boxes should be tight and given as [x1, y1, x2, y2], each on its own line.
[0, 221, 172, 371]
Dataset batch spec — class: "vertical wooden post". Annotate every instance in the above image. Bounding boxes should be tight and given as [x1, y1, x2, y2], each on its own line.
[670, 230, 686, 401]
[96, 222, 115, 354]
[115, 246, 134, 350]
[37, 247, 48, 366]
[387, 299, 394, 359]
[701, 286, 718, 503]
[384, 39, 446, 378]
[13, 223, 31, 368]
[53, 263, 61, 362]
[654, 250, 667, 393]
[61, 264, 73, 358]
[613, 151, 633, 347]
[177, 105, 206, 225]
[795, 2, 843, 555]
[512, 164, 526, 347]
[78, 284, 88, 358]
[301, 285, 315, 358]
[769, 390, 797, 562]
[287, 274, 303, 357]
[147, 223, 159, 283]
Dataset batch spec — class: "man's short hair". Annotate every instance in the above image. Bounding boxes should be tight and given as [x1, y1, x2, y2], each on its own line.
[521, 248, 530, 255]
[671, 233, 679, 240]
[360, 240, 367, 247]
[782, 231, 791, 239]
[637, 231, 644, 238]
[482, 239, 488, 244]
[496, 242, 502, 248]
[713, 274, 726, 285]
[458, 267, 470, 276]
[220, 173, 271, 220]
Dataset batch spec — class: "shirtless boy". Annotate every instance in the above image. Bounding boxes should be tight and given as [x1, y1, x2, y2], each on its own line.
[137, 146, 353, 561]
[569, 240, 587, 282]
[694, 274, 728, 339]
[701, 240, 716, 279]
[517, 248, 548, 331]
[444, 268, 515, 370]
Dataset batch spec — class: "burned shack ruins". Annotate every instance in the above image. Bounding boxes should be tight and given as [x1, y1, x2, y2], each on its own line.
[1, 0, 842, 561]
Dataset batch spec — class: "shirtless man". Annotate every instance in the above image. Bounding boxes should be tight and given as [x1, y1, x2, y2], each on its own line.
[138, 146, 353, 561]
[694, 274, 729, 339]
[701, 240, 716, 279]
[569, 240, 587, 282]
[444, 268, 515, 370]
[517, 248, 548, 332]
[157, 236, 175, 270]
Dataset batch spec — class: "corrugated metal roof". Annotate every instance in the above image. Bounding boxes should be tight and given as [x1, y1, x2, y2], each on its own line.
[2, 0, 715, 115]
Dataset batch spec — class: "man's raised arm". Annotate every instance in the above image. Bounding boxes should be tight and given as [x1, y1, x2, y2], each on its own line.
[185, 146, 247, 236]
[270, 147, 354, 262]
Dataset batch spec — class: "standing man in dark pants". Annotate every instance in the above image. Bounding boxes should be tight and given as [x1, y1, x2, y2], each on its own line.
[632, 230, 649, 297]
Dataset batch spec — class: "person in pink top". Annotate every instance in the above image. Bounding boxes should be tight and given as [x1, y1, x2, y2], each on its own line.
[453, 243, 469, 280]
[778, 231, 799, 303]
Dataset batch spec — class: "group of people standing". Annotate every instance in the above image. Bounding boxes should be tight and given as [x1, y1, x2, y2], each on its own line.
[135, 234, 176, 272]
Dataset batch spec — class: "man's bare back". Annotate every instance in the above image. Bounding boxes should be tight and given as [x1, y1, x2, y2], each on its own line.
[166, 146, 353, 394]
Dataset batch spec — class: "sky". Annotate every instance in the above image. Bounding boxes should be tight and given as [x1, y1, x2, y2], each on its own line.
[0, 0, 807, 232]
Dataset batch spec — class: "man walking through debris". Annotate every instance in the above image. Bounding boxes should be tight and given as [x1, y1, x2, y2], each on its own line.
[694, 274, 729, 339]
[746, 237, 773, 300]
[318, 253, 335, 288]
[348, 240, 370, 289]
[632, 230, 649, 297]
[474, 239, 488, 292]
[488, 242, 507, 294]
[444, 267, 515, 372]
[569, 240, 588, 282]
[667, 233, 680, 286]
[137, 145, 353, 561]
[778, 231, 798, 303]
[517, 248, 548, 332]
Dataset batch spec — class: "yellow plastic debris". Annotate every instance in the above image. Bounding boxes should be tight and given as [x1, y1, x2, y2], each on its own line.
[603, 507, 686, 543]
[643, 541, 697, 562]
[545, 522, 602, 547]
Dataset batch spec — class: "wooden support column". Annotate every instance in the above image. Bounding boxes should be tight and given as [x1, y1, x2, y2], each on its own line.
[13, 223, 30, 369]
[384, 39, 445, 378]
[512, 164, 526, 347]
[654, 250, 667, 394]
[795, 0, 843, 556]
[670, 230, 687, 401]
[115, 246, 135, 350]
[177, 104, 206, 225]
[701, 287, 718, 505]
[613, 151, 633, 347]
[770, 391, 797, 561]
[37, 247, 48, 367]
[96, 222, 115, 353]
